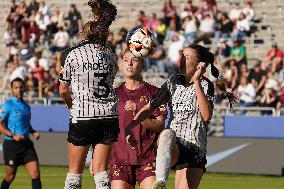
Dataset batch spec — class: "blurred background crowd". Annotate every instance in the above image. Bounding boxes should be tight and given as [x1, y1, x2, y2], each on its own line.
[1, 0, 284, 114]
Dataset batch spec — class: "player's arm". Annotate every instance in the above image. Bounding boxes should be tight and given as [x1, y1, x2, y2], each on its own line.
[125, 82, 171, 135]
[193, 63, 214, 123]
[0, 119, 14, 138]
[141, 115, 165, 133]
[59, 82, 72, 109]
[59, 52, 73, 109]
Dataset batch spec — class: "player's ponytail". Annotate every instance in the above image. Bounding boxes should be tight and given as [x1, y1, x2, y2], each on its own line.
[83, 0, 117, 46]
[187, 44, 239, 109]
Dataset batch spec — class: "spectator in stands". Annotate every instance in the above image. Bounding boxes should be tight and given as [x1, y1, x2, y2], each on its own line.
[156, 18, 167, 43]
[236, 13, 250, 39]
[165, 32, 184, 75]
[49, 27, 69, 53]
[229, 2, 242, 22]
[182, 15, 198, 43]
[3, 23, 18, 47]
[238, 76, 256, 114]
[195, 0, 214, 21]
[264, 71, 279, 92]
[249, 63, 267, 95]
[136, 10, 149, 27]
[223, 59, 238, 89]
[31, 58, 44, 82]
[215, 12, 234, 41]
[215, 38, 231, 64]
[276, 84, 284, 113]
[207, 0, 217, 15]
[163, 0, 177, 26]
[239, 63, 250, 79]
[38, 1, 50, 17]
[25, 71, 39, 98]
[148, 13, 159, 32]
[194, 13, 215, 44]
[184, 0, 198, 15]
[145, 44, 166, 74]
[16, 0, 28, 17]
[9, 0, 18, 14]
[262, 42, 284, 73]
[228, 39, 247, 66]
[259, 87, 278, 115]
[22, 20, 40, 49]
[50, 6, 65, 28]
[26, 50, 49, 72]
[35, 11, 50, 31]
[9, 56, 28, 82]
[66, 4, 82, 38]
[28, 0, 40, 16]
[242, 1, 254, 21]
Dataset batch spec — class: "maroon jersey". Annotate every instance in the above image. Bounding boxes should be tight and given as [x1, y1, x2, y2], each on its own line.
[110, 82, 167, 166]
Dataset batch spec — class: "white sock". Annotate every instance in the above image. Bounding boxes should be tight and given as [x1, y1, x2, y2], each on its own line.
[156, 129, 176, 182]
[94, 171, 111, 189]
[64, 173, 82, 189]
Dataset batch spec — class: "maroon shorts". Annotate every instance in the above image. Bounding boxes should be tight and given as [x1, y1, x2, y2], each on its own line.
[109, 162, 156, 187]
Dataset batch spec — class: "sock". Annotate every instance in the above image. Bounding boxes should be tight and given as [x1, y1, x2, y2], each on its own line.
[32, 178, 42, 189]
[155, 129, 176, 182]
[94, 171, 110, 189]
[1, 179, 10, 189]
[64, 173, 82, 189]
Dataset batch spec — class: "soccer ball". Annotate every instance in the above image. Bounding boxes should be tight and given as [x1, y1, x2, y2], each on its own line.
[126, 26, 158, 58]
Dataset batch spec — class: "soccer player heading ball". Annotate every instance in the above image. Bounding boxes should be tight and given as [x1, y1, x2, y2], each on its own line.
[59, 0, 118, 189]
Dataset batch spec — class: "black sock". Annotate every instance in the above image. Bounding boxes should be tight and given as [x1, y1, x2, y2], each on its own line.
[32, 178, 42, 189]
[1, 179, 10, 189]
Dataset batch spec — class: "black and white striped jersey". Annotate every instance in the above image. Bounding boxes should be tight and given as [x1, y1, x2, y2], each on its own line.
[59, 40, 118, 123]
[150, 74, 214, 155]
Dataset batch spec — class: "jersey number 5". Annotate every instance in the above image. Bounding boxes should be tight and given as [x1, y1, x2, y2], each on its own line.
[94, 73, 110, 98]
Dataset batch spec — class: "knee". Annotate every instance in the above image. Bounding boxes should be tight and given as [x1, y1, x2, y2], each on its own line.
[158, 129, 176, 145]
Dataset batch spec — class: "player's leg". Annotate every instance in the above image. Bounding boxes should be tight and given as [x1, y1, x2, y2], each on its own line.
[137, 162, 156, 189]
[92, 143, 112, 189]
[175, 168, 203, 189]
[110, 165, 135, 189]
[23, 140, 42, 189]
[152, 129, 176, 189]
[91, 118, 120, 189]
[1, 166, 17, 189]
[24, 160, 41, 189]
[64, 143, 89, 189]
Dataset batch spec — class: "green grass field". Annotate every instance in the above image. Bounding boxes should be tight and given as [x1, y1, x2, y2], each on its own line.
[0, 165, 283, 189]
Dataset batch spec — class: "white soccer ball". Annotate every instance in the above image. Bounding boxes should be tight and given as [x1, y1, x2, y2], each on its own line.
[127, 27, 158, 58]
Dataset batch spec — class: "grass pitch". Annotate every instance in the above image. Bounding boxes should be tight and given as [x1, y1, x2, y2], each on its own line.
[0, 165, 283, 189]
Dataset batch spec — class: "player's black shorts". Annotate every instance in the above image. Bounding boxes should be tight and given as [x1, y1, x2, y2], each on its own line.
[67, 118, 120, 146]
[3, 139, 38, 168]
[173, 142, 207, 172]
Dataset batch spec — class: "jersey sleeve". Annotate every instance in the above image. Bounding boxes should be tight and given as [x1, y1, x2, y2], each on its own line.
[150, 80, 171, 110]
[0, 103, 10, 121]
[59, 51, 72, 82]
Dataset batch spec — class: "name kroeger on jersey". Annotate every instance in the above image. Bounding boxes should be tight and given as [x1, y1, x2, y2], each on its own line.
[59, 41, 118, 123]
[150, 74, 214, 156]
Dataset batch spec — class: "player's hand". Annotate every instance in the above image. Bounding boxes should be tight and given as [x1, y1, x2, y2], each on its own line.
[125, 124, 136, 148]
[124, 101, 137, 115]
[126, 132, 137, 149]
[32, 132, 40, 140]
[13, 134, 25, 141]
[193, 62, 207, 82]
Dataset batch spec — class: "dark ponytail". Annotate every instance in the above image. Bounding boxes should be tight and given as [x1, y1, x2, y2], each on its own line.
[187, 44, 239, 109]
[83, 0, 117, 46]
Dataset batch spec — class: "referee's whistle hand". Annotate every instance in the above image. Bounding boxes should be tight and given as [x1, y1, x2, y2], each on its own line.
[13, 134, 25, 141]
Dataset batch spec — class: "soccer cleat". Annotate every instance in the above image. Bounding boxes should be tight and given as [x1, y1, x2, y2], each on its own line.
[152, 180, 166, 189]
